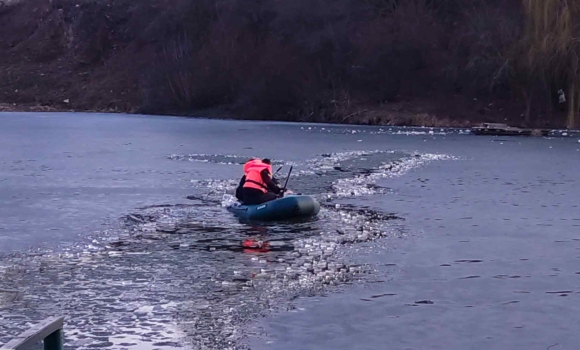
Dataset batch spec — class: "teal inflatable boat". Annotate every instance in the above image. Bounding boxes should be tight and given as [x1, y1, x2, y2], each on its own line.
[227, 195, 320, 221]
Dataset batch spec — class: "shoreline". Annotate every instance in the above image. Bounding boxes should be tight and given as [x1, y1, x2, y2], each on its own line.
[3, 102, 576, 132]
[2, 0, 578, 134]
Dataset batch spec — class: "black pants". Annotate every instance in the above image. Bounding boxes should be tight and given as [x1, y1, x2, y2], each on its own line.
[242, 188, 278, 205]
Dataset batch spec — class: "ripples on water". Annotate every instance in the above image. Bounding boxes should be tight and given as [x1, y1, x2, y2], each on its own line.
[0, 149, 454, 349]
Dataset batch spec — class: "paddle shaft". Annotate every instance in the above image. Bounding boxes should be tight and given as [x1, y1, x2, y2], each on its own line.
[281, 166, 293, 195]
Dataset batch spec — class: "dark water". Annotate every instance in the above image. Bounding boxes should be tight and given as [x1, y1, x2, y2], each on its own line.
[0, 112, 578, 350]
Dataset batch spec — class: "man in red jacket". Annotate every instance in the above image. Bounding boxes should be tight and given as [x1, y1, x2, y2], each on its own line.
[235, 158, 282, 204]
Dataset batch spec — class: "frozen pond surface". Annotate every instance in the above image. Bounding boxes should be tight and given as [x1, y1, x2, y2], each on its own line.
[0, 112, 579, 350]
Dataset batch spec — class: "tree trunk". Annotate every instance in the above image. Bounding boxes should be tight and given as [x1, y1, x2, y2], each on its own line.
[523, 87, 533, 124]
[546, 84, 553, 124]
[567, 82, 575, 129]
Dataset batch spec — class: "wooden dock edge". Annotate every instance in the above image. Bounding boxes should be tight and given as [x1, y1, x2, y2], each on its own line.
[0, 316, 65, 350]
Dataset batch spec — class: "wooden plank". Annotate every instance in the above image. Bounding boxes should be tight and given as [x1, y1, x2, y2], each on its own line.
[43, 330, 63, 350]
[0, 316, 64, 350]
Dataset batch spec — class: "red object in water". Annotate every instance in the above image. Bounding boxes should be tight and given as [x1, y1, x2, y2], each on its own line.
[242, 239, 257, 248]
[242, 239, 270, 253]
